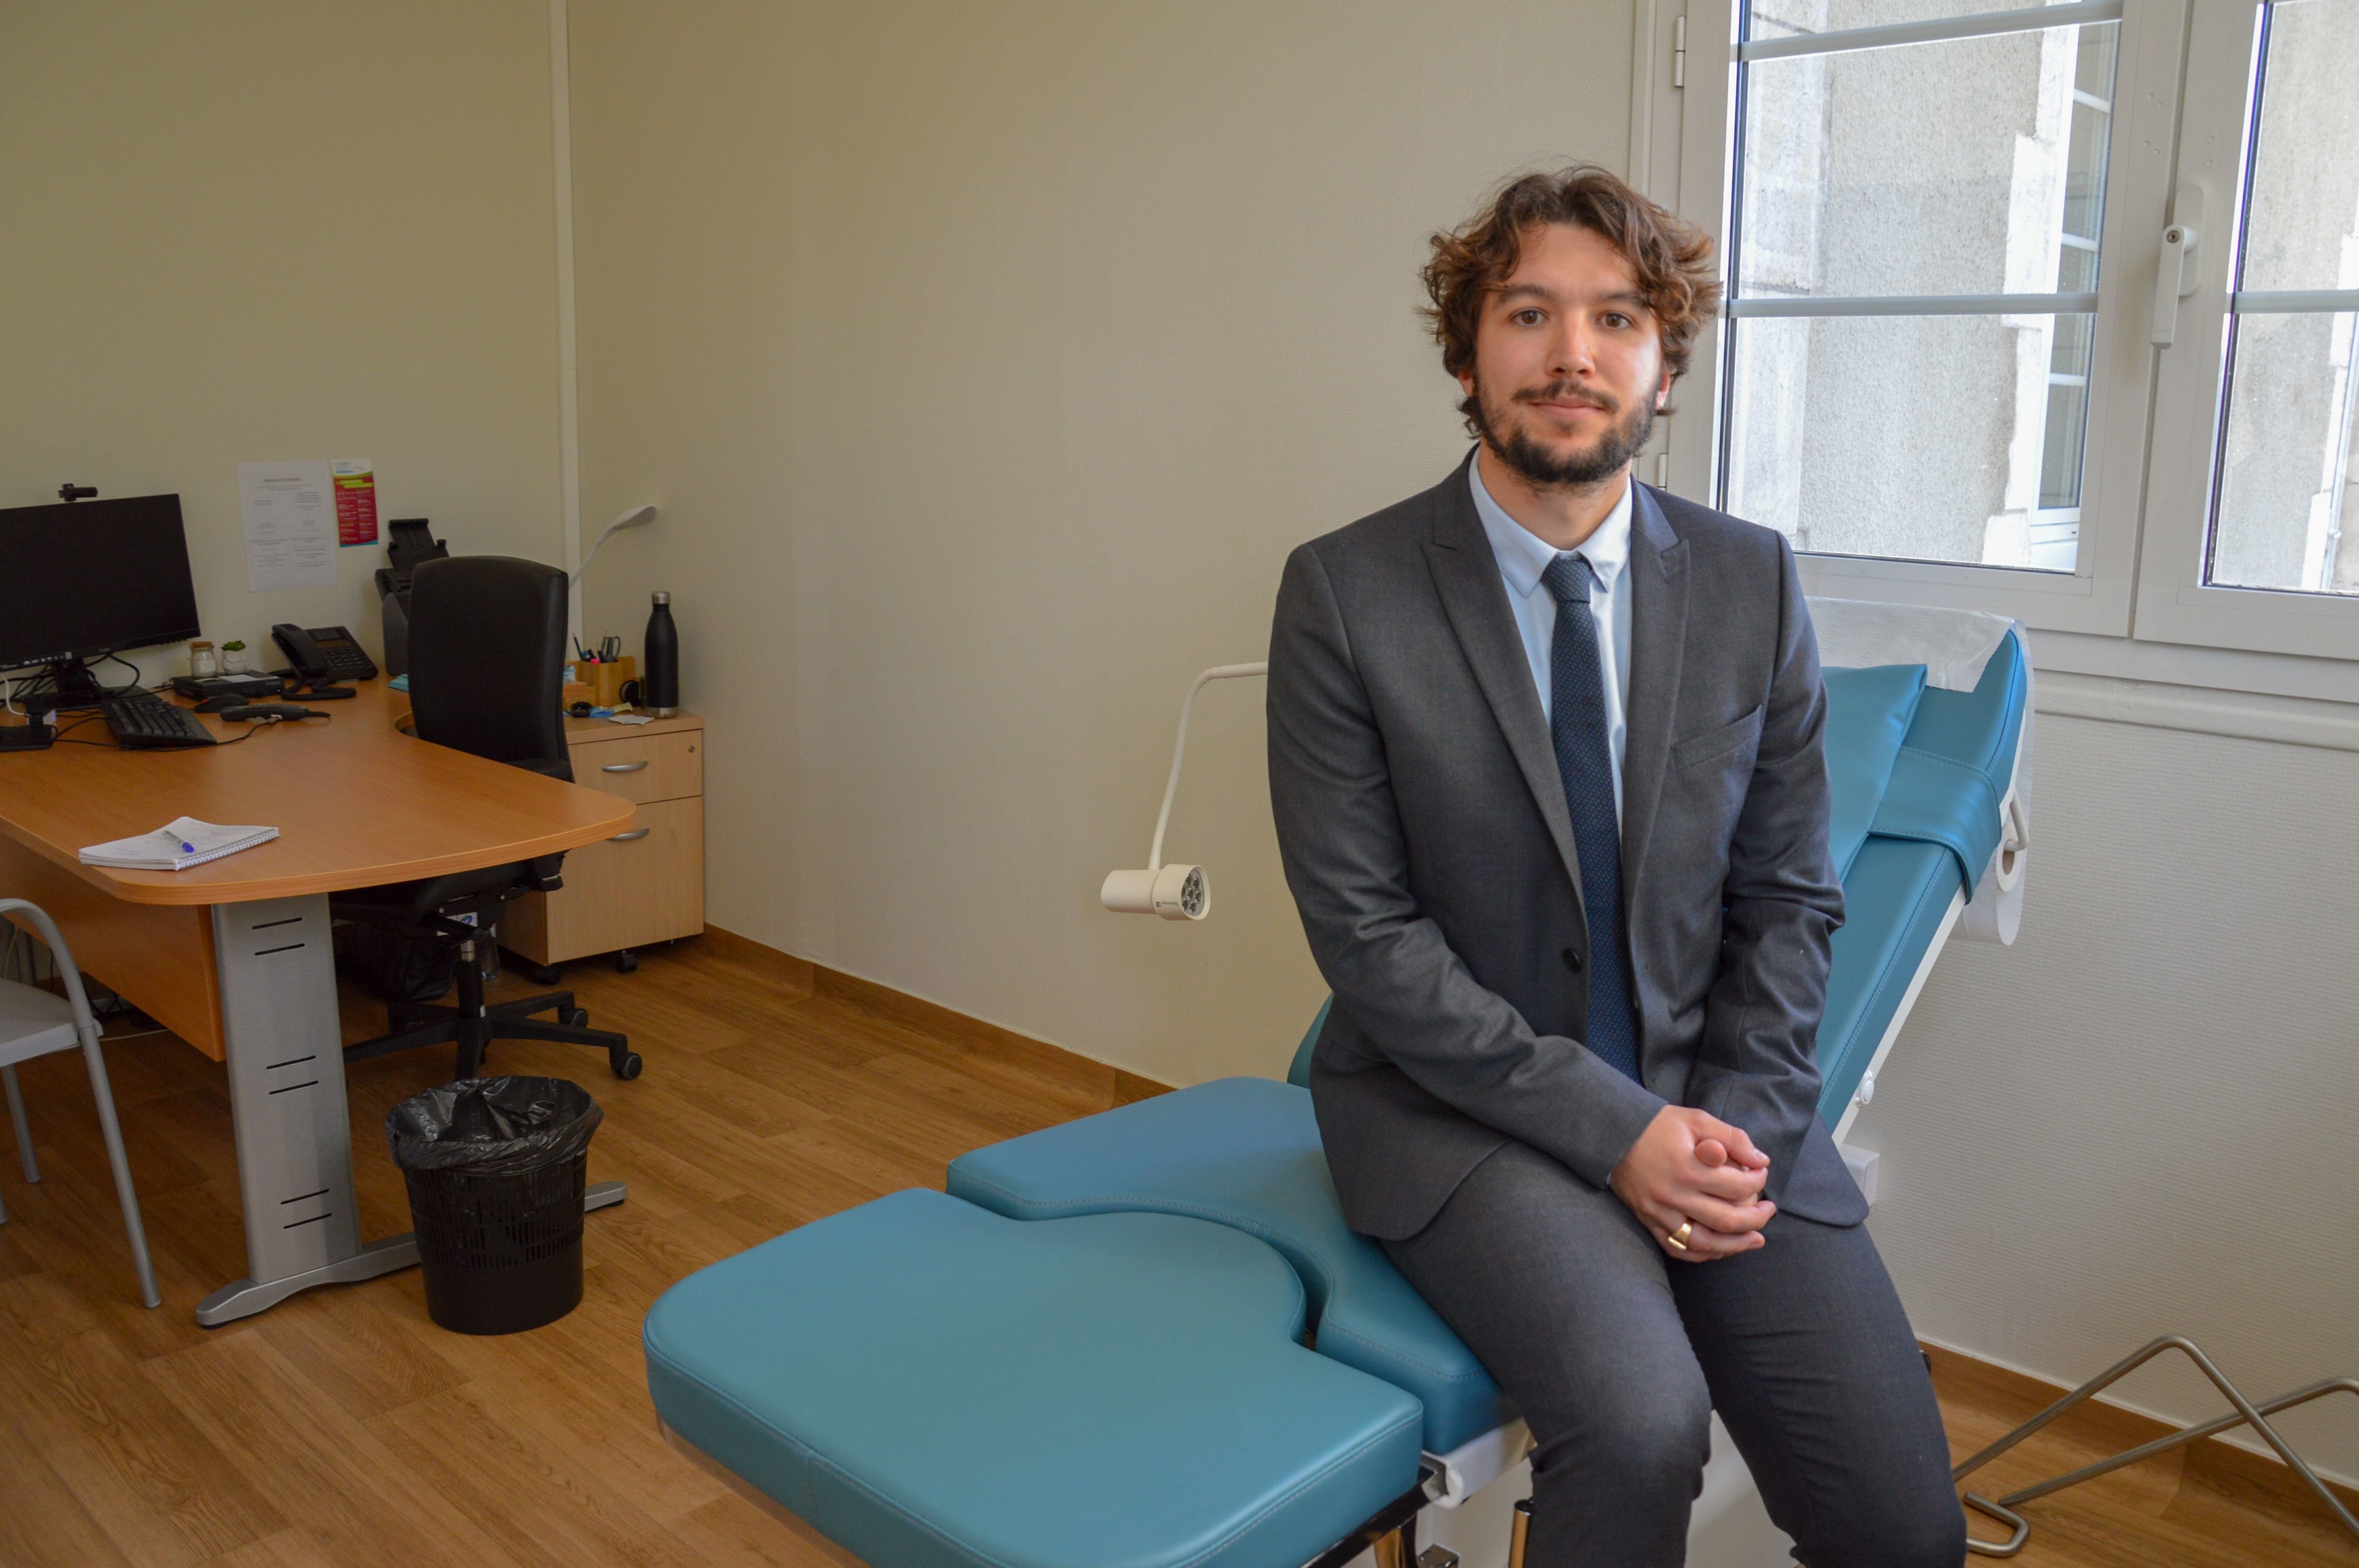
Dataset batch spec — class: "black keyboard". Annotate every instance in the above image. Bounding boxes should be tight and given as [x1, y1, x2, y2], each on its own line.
[100, 693, 216, 749]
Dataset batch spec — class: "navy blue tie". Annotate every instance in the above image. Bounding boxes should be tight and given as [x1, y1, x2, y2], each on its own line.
[1540, 555, 1642, 1083]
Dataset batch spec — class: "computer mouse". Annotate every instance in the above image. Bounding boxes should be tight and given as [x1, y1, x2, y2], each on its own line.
[193, 695, 246, 713]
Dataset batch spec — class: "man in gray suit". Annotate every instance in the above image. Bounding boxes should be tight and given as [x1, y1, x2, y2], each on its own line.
[1267, 167, 1965, 1566]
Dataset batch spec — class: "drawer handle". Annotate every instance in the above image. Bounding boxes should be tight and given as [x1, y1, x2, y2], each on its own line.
[601, 760, 650, 773]
[609, 827, 651, 842]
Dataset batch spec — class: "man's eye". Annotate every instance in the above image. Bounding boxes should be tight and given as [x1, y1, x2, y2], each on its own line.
[1512, 308, 1545, 326]
[1600, 312, 1632, 329]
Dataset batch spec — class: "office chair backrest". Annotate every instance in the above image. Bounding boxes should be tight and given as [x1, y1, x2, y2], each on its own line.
[407, 556, 572, 780]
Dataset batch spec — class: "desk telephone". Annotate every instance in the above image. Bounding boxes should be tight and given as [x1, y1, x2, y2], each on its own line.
[271, 624, 379, 685]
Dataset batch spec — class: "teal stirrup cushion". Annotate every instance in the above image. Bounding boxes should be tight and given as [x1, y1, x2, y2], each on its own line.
[644, 1191, 1423, 1568]
[1820, 663, 1927, 879]
[950, 1077, 1511, 1455]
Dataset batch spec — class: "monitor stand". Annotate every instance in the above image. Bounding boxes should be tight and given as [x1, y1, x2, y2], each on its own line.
[39, 658, 131, 710]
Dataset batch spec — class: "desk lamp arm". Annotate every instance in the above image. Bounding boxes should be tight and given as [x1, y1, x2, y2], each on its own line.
[1103, 661, 1266, 920]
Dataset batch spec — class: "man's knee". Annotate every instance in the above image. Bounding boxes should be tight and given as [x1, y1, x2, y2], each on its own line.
[1803, 1486, 1966, 1568]
[1533, 1361, 1713, 1499]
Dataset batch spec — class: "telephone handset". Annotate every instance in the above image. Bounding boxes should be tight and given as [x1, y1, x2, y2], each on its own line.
[271, 624, 380, 685]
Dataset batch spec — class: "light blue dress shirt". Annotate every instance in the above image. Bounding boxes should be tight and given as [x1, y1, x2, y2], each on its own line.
[1468, 449, 1635, 818]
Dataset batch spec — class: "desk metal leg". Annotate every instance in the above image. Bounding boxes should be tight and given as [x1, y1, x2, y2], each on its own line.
[194, 897, 626, 1327]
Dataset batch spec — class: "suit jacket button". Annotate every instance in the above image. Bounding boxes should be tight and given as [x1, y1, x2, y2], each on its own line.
[1561, 947, 1583, 973]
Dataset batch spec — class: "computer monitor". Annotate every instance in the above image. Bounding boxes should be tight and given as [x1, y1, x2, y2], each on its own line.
[0, 493, 202, 704]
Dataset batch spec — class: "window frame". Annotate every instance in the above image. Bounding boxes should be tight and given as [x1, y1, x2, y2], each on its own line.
[1657, 0, 2192, 638]
[2132, 0, 2359, 660]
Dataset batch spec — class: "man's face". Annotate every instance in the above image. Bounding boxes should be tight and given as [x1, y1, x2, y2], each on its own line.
[1459, 222, 1671, 490]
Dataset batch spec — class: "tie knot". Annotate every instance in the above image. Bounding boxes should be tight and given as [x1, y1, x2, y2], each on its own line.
[1541, 552, 1598, 607]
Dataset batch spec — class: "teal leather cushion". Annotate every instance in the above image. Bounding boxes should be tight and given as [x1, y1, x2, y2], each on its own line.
[645, 1190, 1423, 1568]
[1820, 663, 1927, 879]
[1815, 835, 1964, 1125]
[950, 1077, 1511, 1455]
[1287, 997, 1330, 1088]
[1867, 631, 2027, 894]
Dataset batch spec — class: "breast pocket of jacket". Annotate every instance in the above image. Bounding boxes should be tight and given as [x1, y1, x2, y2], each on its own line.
[1666, 706, 1766, 832]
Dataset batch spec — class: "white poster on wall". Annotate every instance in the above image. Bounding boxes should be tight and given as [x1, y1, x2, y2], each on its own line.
[238, 460, 338, 590]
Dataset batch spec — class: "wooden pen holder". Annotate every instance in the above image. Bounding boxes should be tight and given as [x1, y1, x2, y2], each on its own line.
[586, 656, 636, 708]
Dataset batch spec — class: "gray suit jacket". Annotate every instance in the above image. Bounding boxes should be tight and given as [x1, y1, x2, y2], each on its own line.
[1268, 463, 1865, 1240]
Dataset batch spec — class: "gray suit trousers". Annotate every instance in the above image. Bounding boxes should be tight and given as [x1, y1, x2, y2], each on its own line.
[1382, 1141, 1965, 1568]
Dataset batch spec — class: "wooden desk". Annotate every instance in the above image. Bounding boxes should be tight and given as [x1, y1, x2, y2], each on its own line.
[0, 682, 635, 1323]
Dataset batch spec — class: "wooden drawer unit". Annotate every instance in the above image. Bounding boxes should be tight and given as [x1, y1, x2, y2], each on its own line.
[503, 710, 706, 967]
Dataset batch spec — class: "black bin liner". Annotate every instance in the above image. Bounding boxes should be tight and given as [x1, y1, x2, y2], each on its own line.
[386, 1077, 603, 1334]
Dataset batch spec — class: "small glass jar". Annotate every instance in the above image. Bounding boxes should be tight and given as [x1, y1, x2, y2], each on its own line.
[188, 640, 219, 679]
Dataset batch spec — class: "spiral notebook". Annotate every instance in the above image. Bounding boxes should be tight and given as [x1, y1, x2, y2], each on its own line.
[79, 817, 280, 872]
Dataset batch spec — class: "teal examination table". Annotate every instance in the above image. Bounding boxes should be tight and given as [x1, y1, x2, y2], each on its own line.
[643, 605, 2032, 1568]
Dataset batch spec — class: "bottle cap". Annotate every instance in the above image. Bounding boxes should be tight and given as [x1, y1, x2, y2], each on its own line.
[651, 590, 670, 605]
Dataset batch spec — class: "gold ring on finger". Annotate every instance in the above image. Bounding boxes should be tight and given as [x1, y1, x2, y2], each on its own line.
[1667, 1220, 1693, 1251]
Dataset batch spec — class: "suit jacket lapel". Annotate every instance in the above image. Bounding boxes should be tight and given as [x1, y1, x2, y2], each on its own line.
[1422, 470, 1586, 904]
[1621, 483, 1689, 905]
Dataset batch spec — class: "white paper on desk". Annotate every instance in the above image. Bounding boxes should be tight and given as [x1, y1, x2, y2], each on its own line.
[238, 460, 338, 590]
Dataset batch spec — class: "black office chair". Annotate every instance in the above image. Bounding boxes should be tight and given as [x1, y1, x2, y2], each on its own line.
[335, 556, 643, 1080]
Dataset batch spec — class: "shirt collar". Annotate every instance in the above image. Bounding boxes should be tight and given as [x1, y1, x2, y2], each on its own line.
[1467, 446, 1635, 600]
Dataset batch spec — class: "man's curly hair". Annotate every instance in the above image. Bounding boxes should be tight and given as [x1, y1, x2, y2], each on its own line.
[1422, 166, 1721, 432]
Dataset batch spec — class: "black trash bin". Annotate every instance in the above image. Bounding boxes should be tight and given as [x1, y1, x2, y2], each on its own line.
[386, 1077, 603, 1335]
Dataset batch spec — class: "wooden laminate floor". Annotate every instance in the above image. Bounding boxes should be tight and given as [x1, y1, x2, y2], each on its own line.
[0, 930, 2349, 1567]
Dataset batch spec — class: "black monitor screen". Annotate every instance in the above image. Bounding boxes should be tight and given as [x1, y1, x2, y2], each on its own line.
[0, 494, 202, 671]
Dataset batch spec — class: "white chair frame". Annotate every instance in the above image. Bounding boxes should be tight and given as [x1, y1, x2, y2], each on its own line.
[0, 897, 161, 1308]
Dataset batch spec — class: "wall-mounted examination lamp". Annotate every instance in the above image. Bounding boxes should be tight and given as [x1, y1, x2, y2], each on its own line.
[1101, 661, 1267, 920]
[571, 503, 658, 584]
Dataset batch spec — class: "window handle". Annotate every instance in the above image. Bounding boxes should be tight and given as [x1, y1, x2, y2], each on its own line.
[2149, 183, 2208, 348]
[2149, 224, 2201, 345]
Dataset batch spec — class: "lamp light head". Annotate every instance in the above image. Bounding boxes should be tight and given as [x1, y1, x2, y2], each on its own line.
[1100, 864, 1208, 920]
[570, 503, 660, 584]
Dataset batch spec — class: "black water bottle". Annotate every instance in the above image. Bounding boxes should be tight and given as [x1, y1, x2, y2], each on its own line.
[642, 591, 680, 716]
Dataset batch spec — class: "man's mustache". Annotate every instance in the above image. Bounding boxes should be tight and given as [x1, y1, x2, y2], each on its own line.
[1513, 381, 1618, 414]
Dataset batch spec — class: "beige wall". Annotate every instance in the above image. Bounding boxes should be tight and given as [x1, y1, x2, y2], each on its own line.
[0, 1, 566, 678]
[568, 0, 1635, 1085]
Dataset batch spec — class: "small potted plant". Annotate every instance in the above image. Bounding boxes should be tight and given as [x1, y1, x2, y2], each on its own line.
[220, 639, 250, 675]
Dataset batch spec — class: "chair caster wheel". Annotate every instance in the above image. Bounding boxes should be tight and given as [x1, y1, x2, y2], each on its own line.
[610, 1050, 643, 1080]
[563, 1008, 590, 1029]
[614, 950, 639, 974]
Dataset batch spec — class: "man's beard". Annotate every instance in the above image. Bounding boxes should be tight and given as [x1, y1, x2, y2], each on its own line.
[1472, 376, 1656, 490]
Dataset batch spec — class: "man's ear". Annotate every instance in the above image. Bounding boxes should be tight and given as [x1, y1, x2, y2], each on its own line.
[1656, 369, 1673, 410]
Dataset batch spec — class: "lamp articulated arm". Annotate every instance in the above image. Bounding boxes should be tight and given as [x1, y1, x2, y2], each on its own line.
[1101, 661, 1267, 920]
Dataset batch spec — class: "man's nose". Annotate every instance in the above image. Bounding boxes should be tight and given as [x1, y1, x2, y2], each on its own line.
[1545, 316, 1598, 378]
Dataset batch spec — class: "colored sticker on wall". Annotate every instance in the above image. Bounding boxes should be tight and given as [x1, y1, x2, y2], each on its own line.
[332, 459, 378, 547]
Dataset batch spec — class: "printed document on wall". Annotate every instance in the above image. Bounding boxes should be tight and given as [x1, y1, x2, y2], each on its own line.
[239, 460, 339, 590]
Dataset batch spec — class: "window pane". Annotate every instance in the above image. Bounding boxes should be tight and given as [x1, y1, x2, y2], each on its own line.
[2203, 0, 2359, 594]
[2235, 0, 2359, 293]
[1735, 21, 2120, 299]
[2207, 309, 2359, 592]
[1723, 313, 2091, 568]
